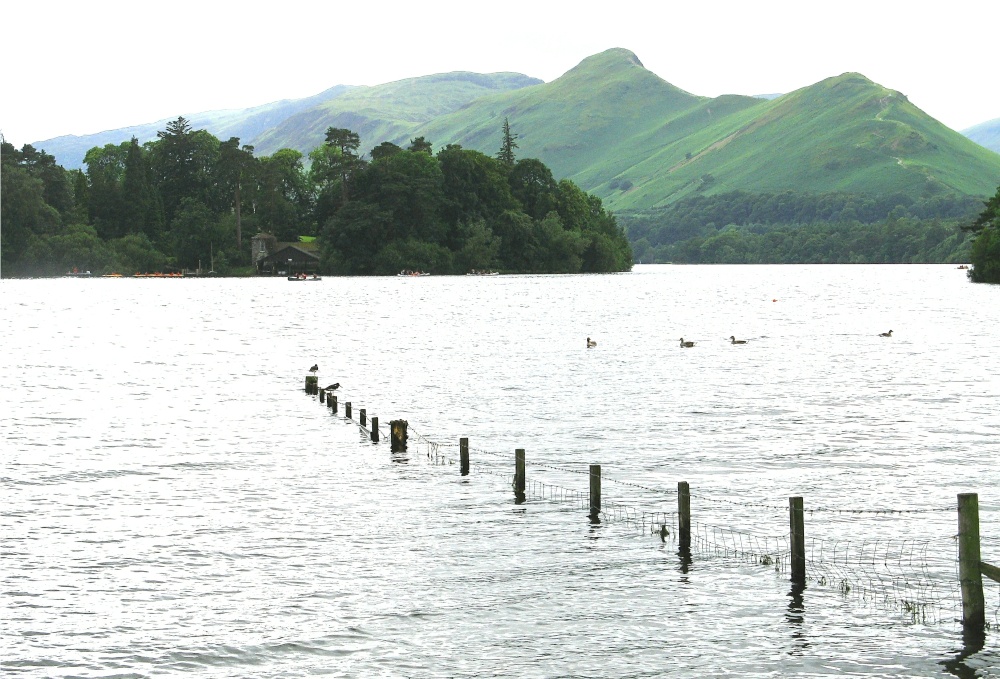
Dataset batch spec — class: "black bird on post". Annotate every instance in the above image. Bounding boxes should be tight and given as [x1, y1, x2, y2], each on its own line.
[324, 383, 340, 391]
[309, 364, 319, 373]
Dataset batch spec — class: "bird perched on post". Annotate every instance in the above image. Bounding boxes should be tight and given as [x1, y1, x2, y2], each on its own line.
[879, 330, 893, 337]
[309, 364, 319, 373]
[324, 383, 340, 391]
[679, 338, 695, 348]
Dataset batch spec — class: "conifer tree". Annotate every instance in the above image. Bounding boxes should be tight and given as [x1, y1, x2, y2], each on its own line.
[496, 117, 518, 168]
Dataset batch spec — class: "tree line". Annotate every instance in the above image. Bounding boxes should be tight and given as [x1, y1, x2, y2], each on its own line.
[620, 189, 988, 266]
[0, 117, 633, 276]
[965, 185, 1000, 283]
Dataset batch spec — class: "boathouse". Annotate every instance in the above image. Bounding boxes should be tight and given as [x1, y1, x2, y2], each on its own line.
[252, 233, 320, 275]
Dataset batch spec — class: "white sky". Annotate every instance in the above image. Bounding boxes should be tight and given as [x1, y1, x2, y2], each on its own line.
[2, 0, 997, 148]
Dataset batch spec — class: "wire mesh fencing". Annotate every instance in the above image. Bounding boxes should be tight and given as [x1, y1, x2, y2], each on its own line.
[309, 385, 996, 628]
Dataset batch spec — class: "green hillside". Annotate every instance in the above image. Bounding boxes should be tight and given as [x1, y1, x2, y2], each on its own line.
[250, 71, 542, 158]
[408, 50, 1000, 210]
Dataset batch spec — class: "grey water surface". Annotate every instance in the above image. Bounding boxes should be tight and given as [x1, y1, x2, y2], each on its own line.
[2, 264, 998, 677]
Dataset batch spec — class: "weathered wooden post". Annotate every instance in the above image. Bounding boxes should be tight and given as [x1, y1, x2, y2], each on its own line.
[345, 402, 352, 419]
[305, 375, 318, 394]
[514, 449, 526, 502]
[359, 408, 366, 427]
[331, 394, 338, 414]
[328, 393, 334, 411]
[789, 496, 806, 584]
[589, 464, 601, 520]
[319, 388, 326, 404]
[678, 481, 691, 551]
[958, 493, 985, 628]
[370, 416, 379, 443]
[460, 437, 469, 476]
[390, 420, 408, 452]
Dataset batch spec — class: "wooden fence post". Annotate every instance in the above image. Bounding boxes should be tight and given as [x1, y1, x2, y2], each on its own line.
[370, 416, 379, 442]
[789, 496, 805, 584]
[460, 437, 469, 476]
[359, 408, 366, 427]
[319, 389, 325, 404]
[678, 481, 691, 551]
[589, 464, 601, 519]
[391, 420, 407, 452]
[514, 449, 525, 501]
[345, 402, 352, 419]
[305, 375, 318, 393]
[331, 394, 338, 414]
[958, 493, 985, 629]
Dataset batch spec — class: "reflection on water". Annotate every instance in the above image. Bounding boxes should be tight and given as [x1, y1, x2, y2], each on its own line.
[786, 582, 809, 655]
[2, 266, 998, 677]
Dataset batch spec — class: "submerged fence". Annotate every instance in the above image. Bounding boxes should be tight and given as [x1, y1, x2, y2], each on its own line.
[306, 379, 999, 630]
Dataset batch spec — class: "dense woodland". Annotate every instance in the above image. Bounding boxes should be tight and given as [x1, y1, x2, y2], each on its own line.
[0, 118, 633, 276]
[620, 191, 983, 264]
[965, 185, 1000, 283]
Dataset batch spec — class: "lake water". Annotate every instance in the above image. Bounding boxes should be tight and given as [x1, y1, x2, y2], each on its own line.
[2, 264, 998, 677]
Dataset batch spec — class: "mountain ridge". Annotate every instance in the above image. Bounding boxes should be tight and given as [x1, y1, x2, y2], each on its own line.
[26, 48, 1000, 209]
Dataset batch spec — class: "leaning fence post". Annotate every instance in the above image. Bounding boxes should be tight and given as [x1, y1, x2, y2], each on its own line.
[958, 493, 985, 629]
[460, 438, 469, 475]
[514, 449, 525, 501]
[789, 496, 806, 584]
[678, 481, 691, 551]
[370, 416, 379, 443]
[589, 464, 601, 519]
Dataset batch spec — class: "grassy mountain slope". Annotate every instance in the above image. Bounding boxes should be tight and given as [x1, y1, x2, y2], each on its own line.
[409, 51, 1000, 210]
[610, 73, 1000, 209]
[408, 49, 731, 186]
[250, 72, 542, 158]
[30, 86, 353, 170]
[963, 118, 1000, 154]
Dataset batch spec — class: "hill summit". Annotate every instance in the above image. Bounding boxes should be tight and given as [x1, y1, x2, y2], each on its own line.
[27, 48, 1000, 208]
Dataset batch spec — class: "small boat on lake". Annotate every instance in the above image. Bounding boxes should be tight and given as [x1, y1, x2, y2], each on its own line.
[466, 270, 499, 276]
[288, 273, 322, 281]
[398, 270, 429, 277]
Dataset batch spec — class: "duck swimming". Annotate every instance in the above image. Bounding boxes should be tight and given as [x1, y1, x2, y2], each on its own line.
[729, 336, 748, 344]
[879, 330, 893, 337]
[587, 337, 597, 348]
[679, 338, 695, 348]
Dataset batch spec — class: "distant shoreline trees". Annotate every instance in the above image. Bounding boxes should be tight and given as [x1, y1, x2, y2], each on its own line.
[1, 119, 633, 276]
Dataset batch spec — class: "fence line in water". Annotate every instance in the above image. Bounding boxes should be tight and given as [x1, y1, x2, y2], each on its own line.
[307, 381, 998, 629]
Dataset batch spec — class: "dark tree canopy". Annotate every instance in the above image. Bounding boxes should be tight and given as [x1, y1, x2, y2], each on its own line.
[3, 119, 633, 277]
[967, 185, 1000, 283]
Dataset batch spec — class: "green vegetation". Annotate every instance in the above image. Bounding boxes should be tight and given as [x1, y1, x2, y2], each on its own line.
[623, 190, 979, 264]
[965, 186, 1000, 283]
[407, 51, 1000, 211]
[1, 118, 632, 276]
[11, 49, 999, 275]
[318, 128, 632, 274]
